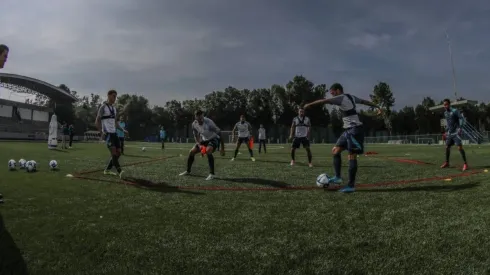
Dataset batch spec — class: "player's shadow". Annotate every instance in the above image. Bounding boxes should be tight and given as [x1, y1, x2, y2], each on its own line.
[219, 177, 290, 188]
[123, 177, 203, 195]
[51, 149, 68, 153]
[252, 158, 384, 168]
[122, 154, 154, 159]
[357, 182, 480, 193]
[0, 214, 29, 275]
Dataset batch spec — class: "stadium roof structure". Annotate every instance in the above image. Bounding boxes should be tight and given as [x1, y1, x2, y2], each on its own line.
[428, 99, 478, 112]
[0, 73, 78, 103]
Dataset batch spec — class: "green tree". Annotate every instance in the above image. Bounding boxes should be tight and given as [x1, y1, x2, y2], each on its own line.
[370, 82, 395, 135]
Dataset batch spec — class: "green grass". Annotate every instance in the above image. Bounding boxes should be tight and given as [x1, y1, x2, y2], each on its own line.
[1, 141, 490, 275]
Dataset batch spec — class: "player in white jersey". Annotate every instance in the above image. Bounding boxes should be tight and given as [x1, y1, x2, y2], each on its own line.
[304, 83, 382, 193]
[95, 90, 128, 178]
[258, 124, 267, 154]
[289, 108, 313, 167]
[0, 44, 8, 203]
[179, 110, 225, 180]
[231, 115, 255, 161]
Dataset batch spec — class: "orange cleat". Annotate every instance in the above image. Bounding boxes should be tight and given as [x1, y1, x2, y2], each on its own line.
[440, 162, 449, 168]
[462, 163, 468, 171]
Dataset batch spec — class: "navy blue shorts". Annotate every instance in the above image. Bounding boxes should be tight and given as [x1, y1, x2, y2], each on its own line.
[335, 126, 364, 154]
[446, 134, 462, 146]
[105, 133, 121, 149]
[237, 137, 250, 144]
[292, 137, 310, 149]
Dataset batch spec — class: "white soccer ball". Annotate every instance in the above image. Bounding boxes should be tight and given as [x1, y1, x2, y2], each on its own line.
[19, 158, 26, 169]
[316, 173, 331, 188]
[8, 159, 16, 170]
[25, 161, 34, 172]
[49, 160, 58, 170]
[142, 147, 146, 151]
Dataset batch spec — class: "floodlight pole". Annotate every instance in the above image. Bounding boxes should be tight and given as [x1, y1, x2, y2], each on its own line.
[445, 30, 458, 101]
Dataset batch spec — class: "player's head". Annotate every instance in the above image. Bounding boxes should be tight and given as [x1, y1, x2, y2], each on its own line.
[240, 114, 245, 122]
[298, 108, 305, 117]
[195, 109, 204, 124]
[260, 124, 263, 128]
[107, 90, 117, 104]
[443, 98, 451, 110]
[0, 44, 9, 69]
[329, 83, 343, 96]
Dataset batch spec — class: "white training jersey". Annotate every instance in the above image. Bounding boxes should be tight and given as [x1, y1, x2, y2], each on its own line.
[235, 121, 251, 138]
[97, 103, 117, 133]
[258, 128, 266, 140]
[329, 94, 363, 129]
[293, 116, 310, 138]
[192, 117, 220, 141]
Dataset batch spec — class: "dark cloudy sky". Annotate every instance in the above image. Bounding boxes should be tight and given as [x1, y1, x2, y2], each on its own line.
[1, 0, 490, 107]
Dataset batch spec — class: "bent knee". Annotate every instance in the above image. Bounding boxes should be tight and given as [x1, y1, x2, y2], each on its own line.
[332, 147, 342, 155]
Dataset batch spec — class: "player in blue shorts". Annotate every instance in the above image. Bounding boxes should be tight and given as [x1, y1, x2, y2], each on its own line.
[440, 99, 468, 171]
[304, 83, 382, 193]
[179, 110, 225, 180]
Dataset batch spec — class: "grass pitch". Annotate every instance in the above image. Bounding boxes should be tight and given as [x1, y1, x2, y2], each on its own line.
[1, 141, 490, 275]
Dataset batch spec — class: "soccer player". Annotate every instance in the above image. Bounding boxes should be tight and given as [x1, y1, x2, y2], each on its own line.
[117, 118, 126, 155]
[231, 115, 255, 161]
[68, 124, 75, 148]
[258, 124, 267, 154]
[160, 126, 166, 149]
[61, 121, 69, 149]
[304, 83, 382, 193]
[440, 99, 468, 171]
[289, 108, 313, 167]
[95, 90, 128, 178]
[0, 44, 8, 203]
[179, 110, 225, 180]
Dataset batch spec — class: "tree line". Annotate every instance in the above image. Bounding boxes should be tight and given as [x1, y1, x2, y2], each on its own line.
[24, 76, 490, 142]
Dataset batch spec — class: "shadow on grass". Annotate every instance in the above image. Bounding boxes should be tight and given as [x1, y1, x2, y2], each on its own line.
[0, 214, 29, 275]
[357, 182, 480, 193]
[122, 154, 155, 159]
[123, 177, 204, 195]
[218, 177, 290, 188]
[50, 149, 68, 153]
[252, 158, 385, 168]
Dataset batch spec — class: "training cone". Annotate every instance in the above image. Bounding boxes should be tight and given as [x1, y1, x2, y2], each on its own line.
[249, 136, 254, 149]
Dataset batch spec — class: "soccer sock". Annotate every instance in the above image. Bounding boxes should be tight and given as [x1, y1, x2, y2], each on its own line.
[291, 149, 296, 161]
[459, 149, 467, 163]
[187, 154, 195, 172]
[445, 147, 450, 162]
[333, 154, 341, 178]
[307, 150, 312, 163]
[348, 159, 358, 187]
[234, 148, 239, 158]
[106, 158, 113, 170]
[207, 154, 215, 174]
[113, 155, 122, 173]
[248, 147, 254, 157]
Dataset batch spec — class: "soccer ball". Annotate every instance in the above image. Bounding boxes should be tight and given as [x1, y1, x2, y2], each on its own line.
[49, 160, 58, 170]
[26, 160, 36, 172]
[142, 147, 146, 151]
[8, 159, 16, 170]
[19, 159, 26, 169]
[316, 173, 331, 188]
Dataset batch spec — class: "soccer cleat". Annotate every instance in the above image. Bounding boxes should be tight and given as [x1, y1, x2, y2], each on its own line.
[251, 157, 255, 162]
[462, 163, 468, 171]
[440, 162, 449, 168]
[118, 171, 125, 179]
[0, 193, 3, 204]
[329, 176, 343, 185]
[205, 174, 215, 180]
[308, 163, 313, 168]
[290, 160, 295, 166]
[104, 170, 118, 176]
[179, 171, 190, 176]
[230, 158, 235, 161]
[339, 186, 356, 193]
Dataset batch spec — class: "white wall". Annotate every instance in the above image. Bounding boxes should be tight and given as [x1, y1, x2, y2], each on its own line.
[0, 105, 12, 117]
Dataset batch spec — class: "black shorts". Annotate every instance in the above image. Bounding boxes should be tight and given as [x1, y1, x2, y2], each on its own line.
[105, 133, 121, 149]
[446, 134, 462, 146]
[335, 126, 364, 154]
[194, 137, 220, 151]
[292, 137, 310, 148]
[237, 137, 250, 144]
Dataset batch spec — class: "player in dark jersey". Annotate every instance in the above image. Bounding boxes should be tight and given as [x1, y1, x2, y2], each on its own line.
[440, 99, 468, 171]
[0, 44, 8, 203]
[304, 83, 382, 193]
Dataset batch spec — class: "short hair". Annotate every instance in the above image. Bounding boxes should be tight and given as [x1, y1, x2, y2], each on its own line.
[194, 109, 204, 116]
[443, 98, 450, 104]
[107, 90, 117, 96]
[0, 44, 9, 54]
[329, 83, 343, 93]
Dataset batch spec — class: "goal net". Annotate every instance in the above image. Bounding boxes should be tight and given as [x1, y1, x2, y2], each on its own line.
[220, 131, 235, 144]
[417, 138, 435, 144]
[84, 131, 103, 143]
[387, 140, 410, 144]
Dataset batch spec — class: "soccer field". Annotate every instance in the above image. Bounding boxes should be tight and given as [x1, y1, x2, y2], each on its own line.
[1, 141, 490, 274]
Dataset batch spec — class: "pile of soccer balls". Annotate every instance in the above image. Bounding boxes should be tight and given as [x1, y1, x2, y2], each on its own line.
[8, 159, 58, 172]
